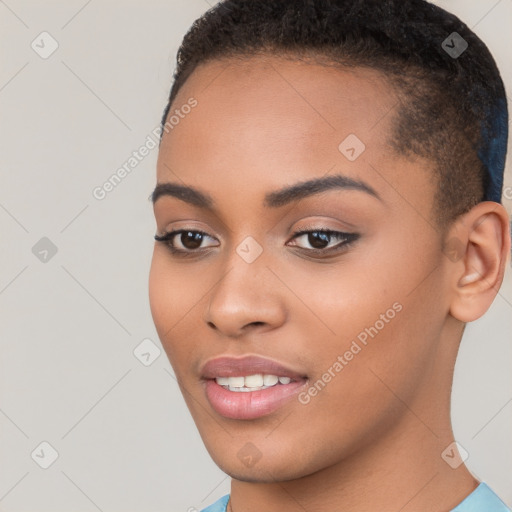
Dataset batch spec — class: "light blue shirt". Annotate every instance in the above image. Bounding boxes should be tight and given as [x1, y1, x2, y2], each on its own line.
[199, 483, 510, 512]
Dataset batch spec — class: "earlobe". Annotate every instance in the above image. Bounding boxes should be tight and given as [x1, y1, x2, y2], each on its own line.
[448, 202, 510, 323]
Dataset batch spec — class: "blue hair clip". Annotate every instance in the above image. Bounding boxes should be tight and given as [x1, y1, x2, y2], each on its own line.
[478, 97, 508, 203]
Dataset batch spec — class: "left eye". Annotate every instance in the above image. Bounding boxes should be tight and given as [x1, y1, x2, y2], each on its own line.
[288, 229, 359, 252]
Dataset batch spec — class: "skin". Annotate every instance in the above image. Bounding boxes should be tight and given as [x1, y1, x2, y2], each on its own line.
[148, 55, 510, 512]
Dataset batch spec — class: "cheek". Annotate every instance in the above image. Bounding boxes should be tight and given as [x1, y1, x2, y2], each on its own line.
[149, 250, 208, 321]
[148, 251, 173, 331]
[148, 252, 203, 364]
[283, 257, 401, 351]
[288, 244, 445, 404]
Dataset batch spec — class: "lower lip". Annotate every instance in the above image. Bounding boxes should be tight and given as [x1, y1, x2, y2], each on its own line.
[204, 378, 308, 420]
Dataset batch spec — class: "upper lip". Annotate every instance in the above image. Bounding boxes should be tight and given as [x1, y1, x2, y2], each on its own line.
[201, 355, 307, 380]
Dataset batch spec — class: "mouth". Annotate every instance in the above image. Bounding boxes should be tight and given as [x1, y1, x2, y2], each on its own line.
[200, 355, 308, 420]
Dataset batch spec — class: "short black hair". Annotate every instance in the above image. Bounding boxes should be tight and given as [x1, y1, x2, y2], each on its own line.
[160, 0, 508, 228]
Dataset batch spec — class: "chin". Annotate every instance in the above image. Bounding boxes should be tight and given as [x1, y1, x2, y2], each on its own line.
[217, 459, 310, 483]
[204, 439, 329, 484]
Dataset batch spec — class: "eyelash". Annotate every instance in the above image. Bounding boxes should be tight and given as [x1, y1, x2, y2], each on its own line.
[154, 226, 360, 258]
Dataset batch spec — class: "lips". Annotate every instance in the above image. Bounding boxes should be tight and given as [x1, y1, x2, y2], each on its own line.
[200, 354, 307, 380]
[200, 354, 308, 420]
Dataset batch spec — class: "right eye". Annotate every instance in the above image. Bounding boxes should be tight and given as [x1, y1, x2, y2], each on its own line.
[154, 229, 219, 255]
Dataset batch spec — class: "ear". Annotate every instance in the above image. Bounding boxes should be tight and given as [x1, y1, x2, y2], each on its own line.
[446, 202, 511, 323]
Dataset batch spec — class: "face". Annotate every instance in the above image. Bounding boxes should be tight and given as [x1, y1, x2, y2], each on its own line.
[149, 55, 454, 482]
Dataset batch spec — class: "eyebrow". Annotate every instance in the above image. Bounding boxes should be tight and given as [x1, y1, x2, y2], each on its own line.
[150, 174, 381, 209]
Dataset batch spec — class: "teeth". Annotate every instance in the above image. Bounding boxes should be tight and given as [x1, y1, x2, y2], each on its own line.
[263, 374, 278, 386]
[214, 373, 294, 390]
[228, 376, 245, 388]
[244, 374, 264, 388]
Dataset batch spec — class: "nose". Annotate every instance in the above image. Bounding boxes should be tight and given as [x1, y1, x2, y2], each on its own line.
[203, 252, 287, 338]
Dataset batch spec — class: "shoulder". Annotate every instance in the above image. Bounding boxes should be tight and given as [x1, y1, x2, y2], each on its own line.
[199, 494, 230, 512]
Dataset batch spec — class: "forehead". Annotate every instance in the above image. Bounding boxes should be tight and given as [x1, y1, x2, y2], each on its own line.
[156, 55, 434, 219]
[163, 54, 397, 153]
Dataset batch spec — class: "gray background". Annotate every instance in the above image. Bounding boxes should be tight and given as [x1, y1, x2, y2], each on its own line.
[0, 1, 511, 511]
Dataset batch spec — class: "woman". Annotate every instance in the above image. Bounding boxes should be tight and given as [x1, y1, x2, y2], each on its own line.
[149, 1, 511, 510]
